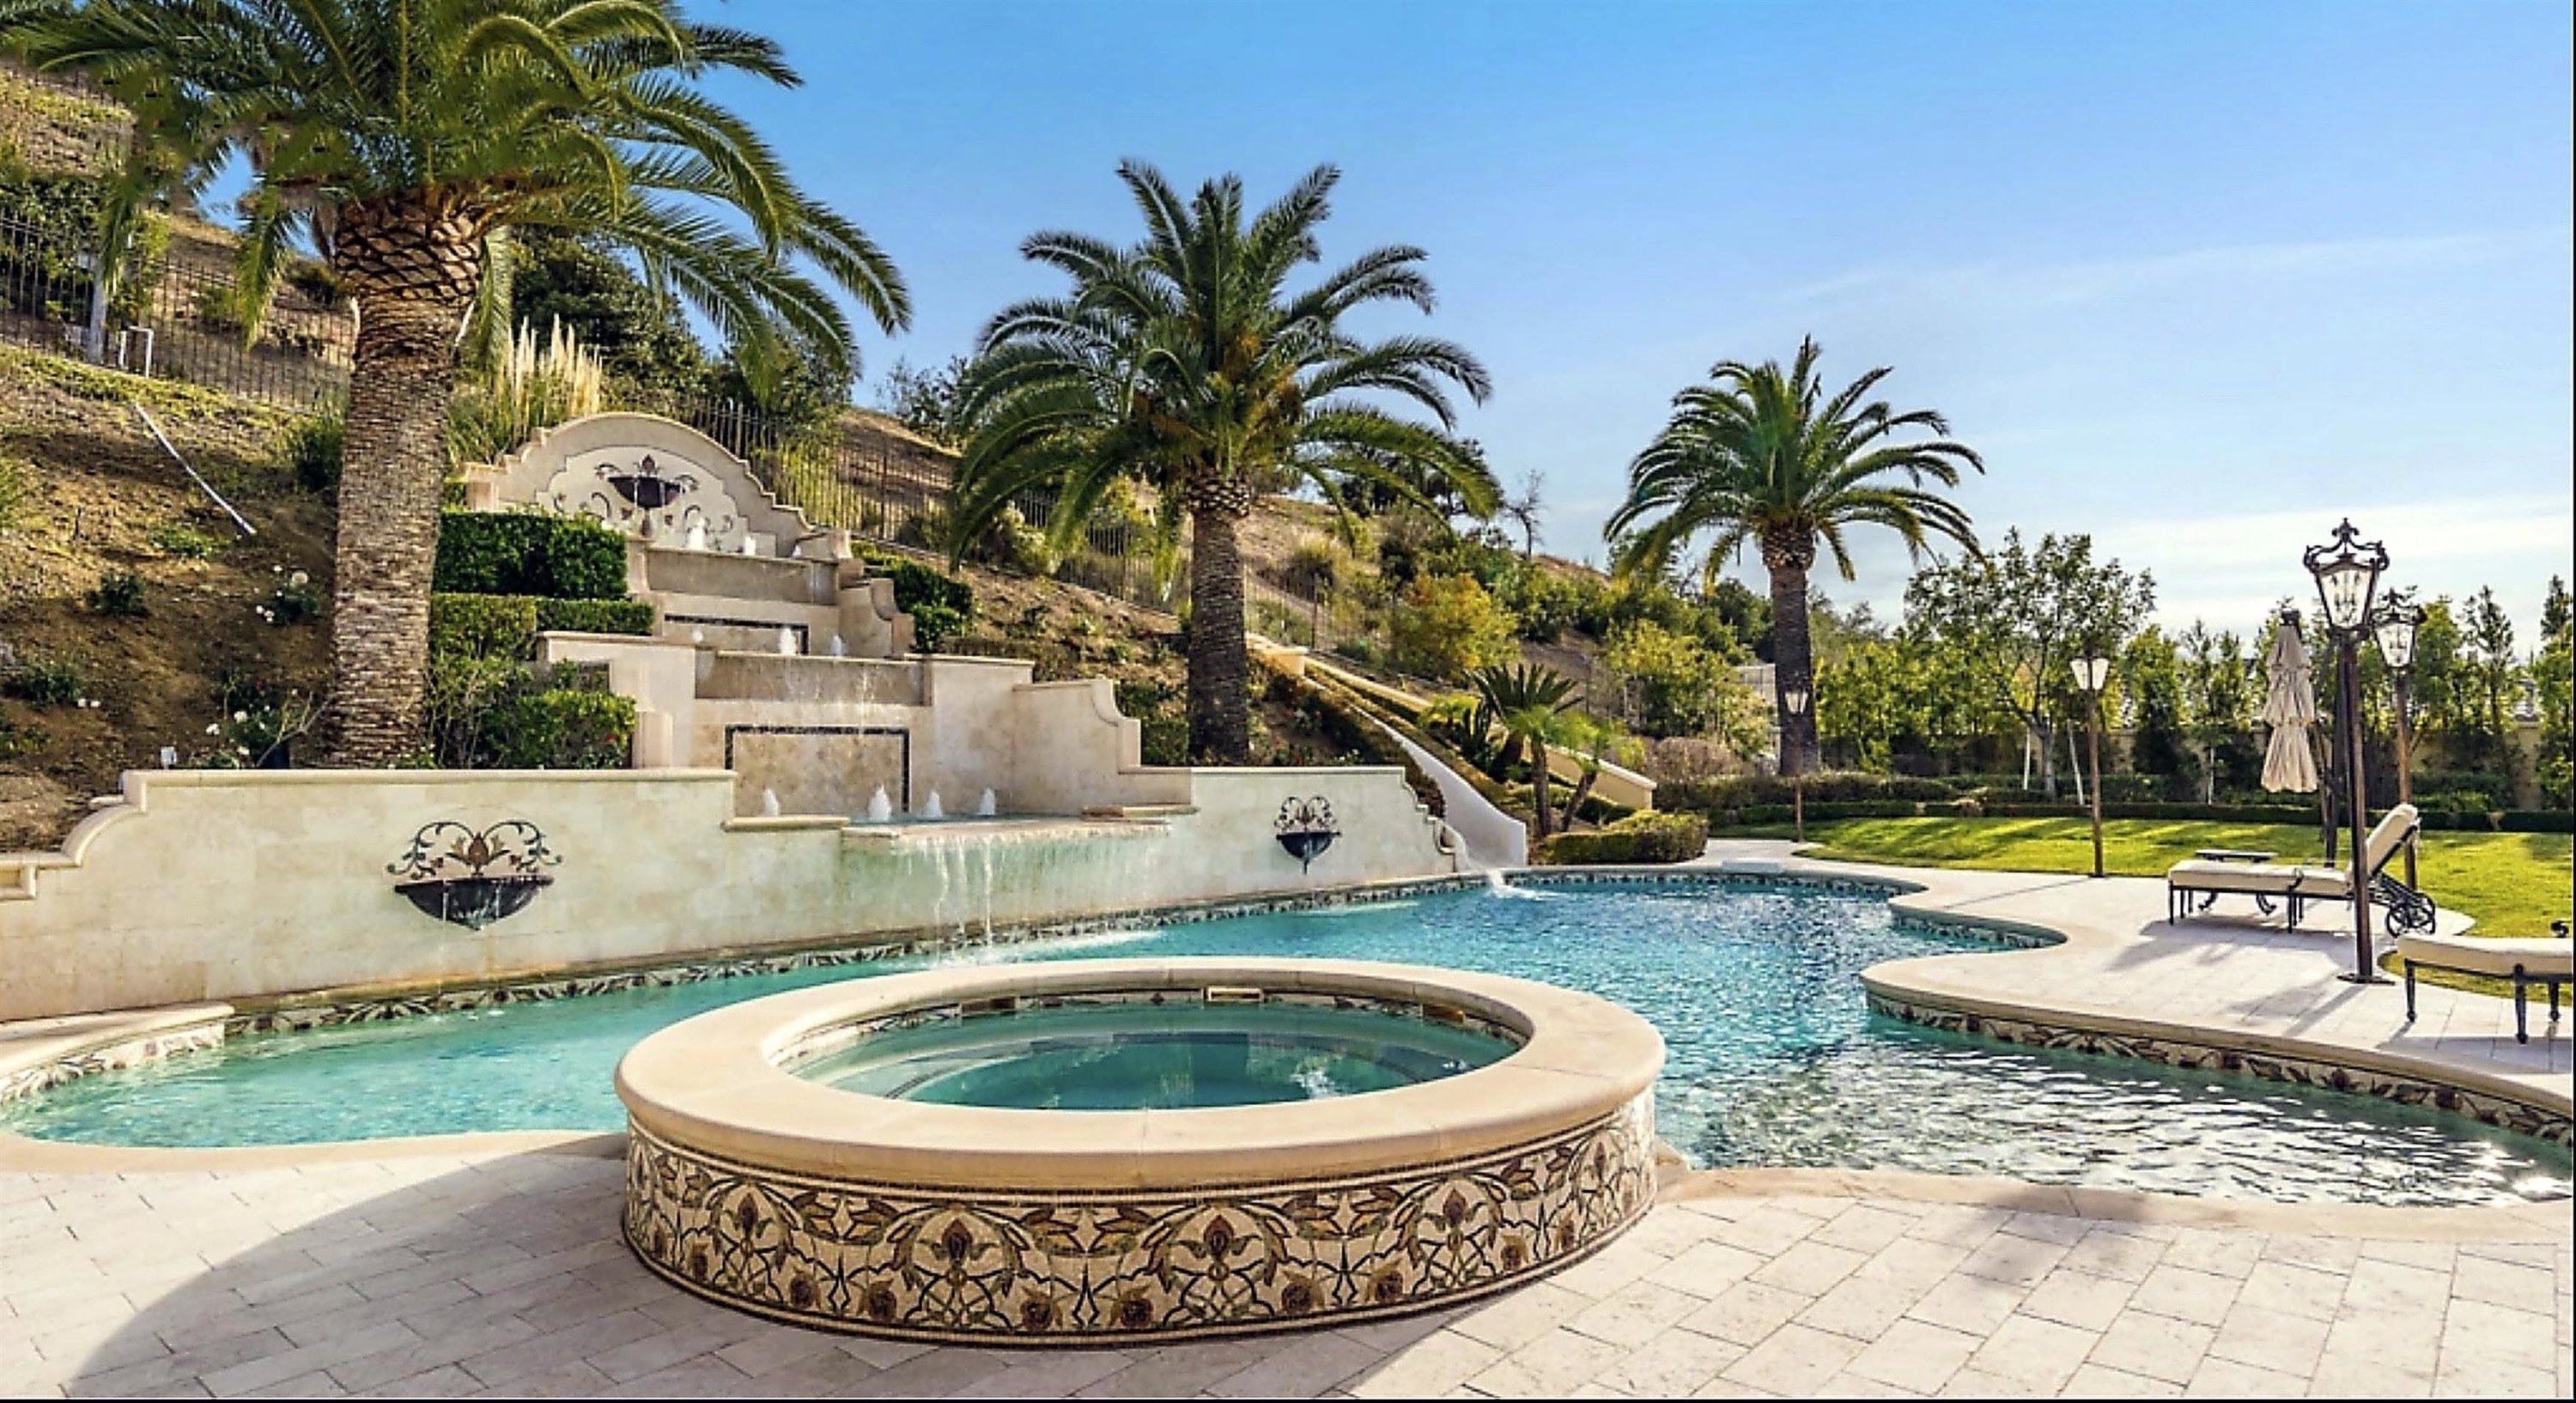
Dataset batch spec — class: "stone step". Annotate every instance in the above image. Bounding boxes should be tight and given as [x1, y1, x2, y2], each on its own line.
[638, 546, 840, 607]
[693, 653, 927, 707]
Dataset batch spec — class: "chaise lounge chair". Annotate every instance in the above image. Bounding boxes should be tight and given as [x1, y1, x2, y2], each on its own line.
[2399, 922, 2573, 1044]
[2165, 803, 2431, 933]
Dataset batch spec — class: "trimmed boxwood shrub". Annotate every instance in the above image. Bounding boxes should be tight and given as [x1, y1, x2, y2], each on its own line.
[428, 593, 539, 660]
[433, 512, 628, 599]
[1543, 811, 1709, 865]
[430, 593, 653, 661]
[871, 557, 975, 650]
[1660, 774, 1960, 810]
[481, 689, 635, 768]
[2498, 810, 2575, 834]
[535, 597, 656, 636]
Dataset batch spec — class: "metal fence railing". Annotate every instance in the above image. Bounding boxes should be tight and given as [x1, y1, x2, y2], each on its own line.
[0, 213, 354, 410]
[660, 393, 1187, 618]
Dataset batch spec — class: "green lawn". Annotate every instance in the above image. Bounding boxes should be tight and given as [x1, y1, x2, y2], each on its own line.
[1753, 816, 2573, 938]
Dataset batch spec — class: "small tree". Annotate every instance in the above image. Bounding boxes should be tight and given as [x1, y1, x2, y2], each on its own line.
[2536, 608, 2573, 810]
[1498, 471, 1546, 561]
[1905, 530, 2154, 797]
[1601, 618, 1757, 743]
[1389, 574, 1520, 682]
[1471, 663, 1577, 839]
[2177, 623, 2257, 802]
[2123, 628, 2190, 794]
[2463, 586, 2520, 774]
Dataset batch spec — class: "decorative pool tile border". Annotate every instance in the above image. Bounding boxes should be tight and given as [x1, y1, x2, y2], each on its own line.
[621, 1089, 1657, 1344]
[222, 867, 1913, 1036]
[1868, 991, 2574, 1148]
[0, 1022, 224, 1107]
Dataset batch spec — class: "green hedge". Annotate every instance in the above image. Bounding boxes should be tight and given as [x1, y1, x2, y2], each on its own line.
[1694, 799, 2575, 835]
[1662, 774, 1960, 809]
[433, 512, 628, 599]
[428, 594, 539, 660]
[1981, 801, 2318, 823]
[1543, 811, 1709, 865]
[2499, 810, 2576, 834]
[481, 689, 635, 768]
[535, 597, 656, 636]
[428, 593, 653, 662]
[871, 558, 975, 650]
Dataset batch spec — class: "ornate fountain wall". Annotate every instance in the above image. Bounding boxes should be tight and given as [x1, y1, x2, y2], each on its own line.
[0, 766, 1455, 1022]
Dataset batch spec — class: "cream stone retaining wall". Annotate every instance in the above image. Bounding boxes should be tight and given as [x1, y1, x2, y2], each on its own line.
[534, 639, 1191, 820]
[0, 766, 1455, 1023]
[614, 957, 1664, 1343]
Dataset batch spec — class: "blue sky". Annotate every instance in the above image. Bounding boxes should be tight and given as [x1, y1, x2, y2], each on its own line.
[692, 0, 2572, 640]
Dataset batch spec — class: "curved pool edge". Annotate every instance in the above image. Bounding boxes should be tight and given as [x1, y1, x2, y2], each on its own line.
[614, 957, 1665, 1343]
[1842, 869, 2573, 1147]
[4, 862, 2566, 1170]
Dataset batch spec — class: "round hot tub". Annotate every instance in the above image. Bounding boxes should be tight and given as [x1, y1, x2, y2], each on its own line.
[615, 957, 1665, 1344]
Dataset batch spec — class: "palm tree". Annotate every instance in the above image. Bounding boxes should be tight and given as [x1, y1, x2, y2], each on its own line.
[3, 0, 908, 763]
[1470, 663, 1576, 839]
[1550, 709, 1631, 833]
[949, 161, 1494, 762]
[1605, 337, 1980, 775]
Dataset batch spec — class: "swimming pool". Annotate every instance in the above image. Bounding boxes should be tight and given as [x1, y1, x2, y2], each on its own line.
[8, 879, 2567, 1206]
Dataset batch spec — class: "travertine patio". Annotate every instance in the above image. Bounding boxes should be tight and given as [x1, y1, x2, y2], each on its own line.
[3, 1151, 2568, 1399]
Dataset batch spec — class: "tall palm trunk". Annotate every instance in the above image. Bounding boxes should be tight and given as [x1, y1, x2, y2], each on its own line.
[1558, 764, 1600, 833]
[1528, 738, 1554, 841]
[323, 195, 483, 765]
[1184, 478, 1255, 764]
[1762, 531, 1819, 777]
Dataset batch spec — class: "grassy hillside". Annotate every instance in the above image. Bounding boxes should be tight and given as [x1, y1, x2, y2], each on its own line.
[0, 350, 336, 847]
[0, 354, 1387, 847]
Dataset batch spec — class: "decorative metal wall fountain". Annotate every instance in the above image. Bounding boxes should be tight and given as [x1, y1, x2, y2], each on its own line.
[548, 452, 741, 548]
[605, 453, 693, 510]
[387, 821, 562, 930]
[1274, 797, 1340, 872]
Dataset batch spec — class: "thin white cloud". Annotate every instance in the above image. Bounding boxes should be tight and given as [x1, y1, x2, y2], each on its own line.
[1783, 228, 2573, 312]
[2089, 492, 2575, 635]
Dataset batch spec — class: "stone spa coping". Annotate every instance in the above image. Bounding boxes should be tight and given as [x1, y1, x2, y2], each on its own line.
[612, 956, 1666, 1190]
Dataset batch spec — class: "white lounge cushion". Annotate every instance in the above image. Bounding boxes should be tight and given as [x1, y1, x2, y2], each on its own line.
[2167, 861, 2349, 896]
[2396, 932, 2574, 979]
[2362, 804, 2421, 874]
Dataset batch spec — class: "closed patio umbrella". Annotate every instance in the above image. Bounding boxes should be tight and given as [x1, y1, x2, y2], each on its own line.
[2260, 617, 2320, 793]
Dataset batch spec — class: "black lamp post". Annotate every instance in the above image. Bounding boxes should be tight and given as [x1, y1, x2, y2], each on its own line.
[1780, 682, 1812, 842]
[2373, 593, 2425, 888]
[2305, 519, 2390, 985]
[2071, 654, 2111, 879]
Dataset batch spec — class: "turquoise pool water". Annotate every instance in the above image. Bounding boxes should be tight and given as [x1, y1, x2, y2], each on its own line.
[794, 1002, 1514, 1109]
[6, 880, 2567, 1206]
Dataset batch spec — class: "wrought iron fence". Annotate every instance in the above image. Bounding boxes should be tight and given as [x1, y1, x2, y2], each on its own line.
[0, 213, 354, 410]
[659, 392, 1186, 617]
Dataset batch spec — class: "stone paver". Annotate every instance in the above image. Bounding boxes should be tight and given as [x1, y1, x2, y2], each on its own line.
[1, 1153, 2566, 1399]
